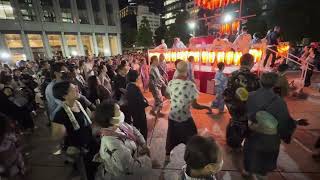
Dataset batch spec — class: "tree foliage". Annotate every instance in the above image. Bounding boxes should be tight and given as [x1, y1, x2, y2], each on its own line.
[136, 17, 153, 47]
[154, 25, 168, 46]
[121, 28, 137, 48]
[166, 11, 191, 47]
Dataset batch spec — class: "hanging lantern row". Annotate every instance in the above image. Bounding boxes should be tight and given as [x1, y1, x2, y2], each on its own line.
[195, 0, 240, 10]
[148, 49, 263, 66]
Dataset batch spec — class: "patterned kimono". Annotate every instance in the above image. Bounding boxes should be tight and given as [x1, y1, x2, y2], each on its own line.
[211, 70, 228, 112]
[149, 65, 164, 113]
[94, 123, 151, 180]
[140, 64, 149, 92]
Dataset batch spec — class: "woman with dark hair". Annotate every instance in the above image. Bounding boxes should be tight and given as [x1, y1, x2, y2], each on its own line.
[87, 75, 110, 105]
[97, 65, 112, 94]
[51, 81, 98, 180]
[126, 70, 149, 140]
[94, 100, 154, 179]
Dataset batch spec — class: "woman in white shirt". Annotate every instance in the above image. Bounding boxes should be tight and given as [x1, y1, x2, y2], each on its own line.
[94, 100, 155, 180]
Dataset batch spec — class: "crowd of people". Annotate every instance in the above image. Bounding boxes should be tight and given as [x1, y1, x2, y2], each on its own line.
[0, 33, 318, 180]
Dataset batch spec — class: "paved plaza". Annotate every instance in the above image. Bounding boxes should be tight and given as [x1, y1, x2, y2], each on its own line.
[23, 74, 320, 180]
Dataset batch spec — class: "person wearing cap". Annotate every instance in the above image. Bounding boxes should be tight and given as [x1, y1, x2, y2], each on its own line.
[165, 61, 212, 162]
[223, 54, 260, 150]
[274, 64, 289, 97]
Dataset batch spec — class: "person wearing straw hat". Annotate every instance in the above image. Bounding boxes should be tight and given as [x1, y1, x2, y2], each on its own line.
[164, 61, 212, 162]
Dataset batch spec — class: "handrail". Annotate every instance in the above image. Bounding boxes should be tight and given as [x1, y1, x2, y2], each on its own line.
[266, 47, 319, 72]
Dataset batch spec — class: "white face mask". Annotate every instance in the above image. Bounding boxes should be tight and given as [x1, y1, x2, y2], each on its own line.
[111, 111, 125, 126]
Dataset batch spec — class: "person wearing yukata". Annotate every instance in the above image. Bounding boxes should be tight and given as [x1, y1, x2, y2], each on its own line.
[149, 56, 166, 116]
[233, 26, 252, 54]
[211, 62, 228, 113]
[172, 37, 187, 49]
[155, 39, 168, 49]
[223, 54, 260, 150]
[140, 58, 149, 92]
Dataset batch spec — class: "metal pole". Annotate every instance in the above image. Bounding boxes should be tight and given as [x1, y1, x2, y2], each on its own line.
[239, 0, 243, 33]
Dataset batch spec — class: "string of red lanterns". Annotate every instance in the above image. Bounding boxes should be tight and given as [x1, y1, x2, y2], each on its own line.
[195, 0, 240, 9]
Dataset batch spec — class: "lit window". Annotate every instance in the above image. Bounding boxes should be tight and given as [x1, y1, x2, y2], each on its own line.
[18, 0, 36, 21]
[59, 0, 74, 23]
[40, 0, 56, 22]
[0, 0, 15, 19]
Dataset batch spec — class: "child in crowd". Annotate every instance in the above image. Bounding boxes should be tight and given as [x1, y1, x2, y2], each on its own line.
[181, 135, 223, 180]
[211, 62, 228, 113]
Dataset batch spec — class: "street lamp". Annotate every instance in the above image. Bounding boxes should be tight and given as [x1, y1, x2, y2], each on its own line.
[71, 50, 78, 56]
[223, 13, 233, 23]
[188, 21, 196, 36]
[0, 52, 10, 59]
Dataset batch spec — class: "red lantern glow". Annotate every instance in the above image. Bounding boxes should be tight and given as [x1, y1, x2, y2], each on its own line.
[195, 0, 240, 9]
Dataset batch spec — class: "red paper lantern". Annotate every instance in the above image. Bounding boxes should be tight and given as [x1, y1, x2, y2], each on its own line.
[195, 0, 240, 9]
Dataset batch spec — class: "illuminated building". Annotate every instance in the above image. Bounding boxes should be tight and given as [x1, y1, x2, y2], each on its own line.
[0, 0, 122, 63]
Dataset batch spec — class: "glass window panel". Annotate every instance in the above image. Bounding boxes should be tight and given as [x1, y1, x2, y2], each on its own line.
[81, 35, 93, 56]
[0, 0, 15, 19]
[76, 0, 89, 24]
[5, 34, 23, 48]
[4, 34, 25, 63]
[108, 35, 118, 56]
[91, 0, 103, 25]
[96, 35, 105, 56]
[40, 0, 56, 22]
[59, 0, 74, 23]
[105, 0, 115, 26]
[18, 0, 36, 21]
[48, 35, 63, 57]
[27, 34, 46, 60]
[65, 35, 79, 56]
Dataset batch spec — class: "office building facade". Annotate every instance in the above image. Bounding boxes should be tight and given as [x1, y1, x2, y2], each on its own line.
[0, 0, 122, 63]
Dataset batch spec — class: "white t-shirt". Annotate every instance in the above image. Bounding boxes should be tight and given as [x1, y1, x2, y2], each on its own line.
[167, 79, 199, 122]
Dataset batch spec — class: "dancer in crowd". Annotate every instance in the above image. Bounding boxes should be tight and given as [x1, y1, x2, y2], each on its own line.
[187, 56, 195, 82]
[224, 54, 260, 150]
[211, 62, 228, 113]
[149, 55, 166, 116]
[182, 135, 223, 180]
[155, 39, 168, 49]
[233, 26, 252, 54]
[126, 70, 149, 140]
[263, 26, 281, 68]
[244, 72, 306, 179]
[165, 61, 211, 162]
[172, 37, 187, 49]
[140, 58, 149, 92]
[158, 54, 168, 83]
[274, 64, 290, 97]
